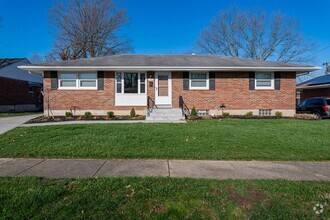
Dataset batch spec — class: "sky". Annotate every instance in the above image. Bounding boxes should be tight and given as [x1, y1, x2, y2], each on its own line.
[0, 0, 330, 78]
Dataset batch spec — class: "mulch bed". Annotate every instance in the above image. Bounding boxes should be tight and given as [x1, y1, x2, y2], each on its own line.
[26, 115, 146, 124]
[187, 115, 290, 120]
[187, 114, 318, 120]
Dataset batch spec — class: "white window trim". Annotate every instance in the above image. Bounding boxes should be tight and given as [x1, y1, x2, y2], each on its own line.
[255, 72, 274, 90]
[115, 72, 147, 94]
[58, 72, 98, 90]
[189, 72, 209, 90]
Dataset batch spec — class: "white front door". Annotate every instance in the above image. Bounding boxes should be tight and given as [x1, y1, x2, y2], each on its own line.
[155, 72, 172, 106]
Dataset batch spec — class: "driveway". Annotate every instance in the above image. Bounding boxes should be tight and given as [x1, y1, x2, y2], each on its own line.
[0, 114, 42, 135]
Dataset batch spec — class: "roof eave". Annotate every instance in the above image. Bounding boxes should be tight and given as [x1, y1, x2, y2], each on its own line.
[18, 65, 321, 74]
[297, 84, 330, 90]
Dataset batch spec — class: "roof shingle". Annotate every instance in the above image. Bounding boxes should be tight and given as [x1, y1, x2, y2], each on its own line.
[0, 58, 25, 69]
[33, 54, 314, 68]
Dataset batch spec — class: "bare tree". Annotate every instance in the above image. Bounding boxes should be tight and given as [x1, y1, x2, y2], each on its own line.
[29, 53, 57, 64]
[29, 54, 45, 64]
[197, 8, 315, 63]
[48, 0, 132, 61]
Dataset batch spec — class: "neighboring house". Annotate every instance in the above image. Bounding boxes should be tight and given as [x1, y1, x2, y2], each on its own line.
[19, 54, 319, 119]
[0, 58, 43, 112]
[296, 74, 330, 103]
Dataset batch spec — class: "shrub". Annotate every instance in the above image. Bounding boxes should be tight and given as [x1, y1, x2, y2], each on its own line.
[275, 111, 283, 118]
[222, 112, 230, 118]
[107, 111, 114, 118]
[130, 108, 136, 118]
[84, 111, 92, 119]
[190, 107, 198, 117]
[65, 111, 72, 117]
[245, 111, 253, 118]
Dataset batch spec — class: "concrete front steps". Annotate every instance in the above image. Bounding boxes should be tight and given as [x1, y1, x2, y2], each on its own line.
[146, 108, 185, 121]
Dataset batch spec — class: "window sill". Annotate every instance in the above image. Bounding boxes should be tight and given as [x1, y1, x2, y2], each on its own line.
[255, 88, 275, 90]
[57, 87, 98, 90]
[189, 88, 210, 91]
[116, 93, 146, 95]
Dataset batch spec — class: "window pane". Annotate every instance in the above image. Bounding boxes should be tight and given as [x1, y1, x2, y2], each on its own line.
[256, 80, 271, 87]
[116, 73, 122, 81]
[256, 73, 272, 87]
[60, 73, 76, 79]
[80, 80, 96, 87]
[60, 80, 76, 87]
[313, 98, 324, 106]
[306, 99, 314, 107]
[191, 80, 207, 87]
[140, 83, 145, 93]
[116, 73, 122, 93]
[327, 99, 330, 105]
[80, 73, 96, 79]
[191, 73, 207, 88]
[191, 73, 206, 80]
[256, 73, 272, 79]
[140, 73, 145, 82]
[299, 100, 307, 106]
[124, 73, 138, 93]
[140, 73, 145, 93]
[117, 83, 122, 93]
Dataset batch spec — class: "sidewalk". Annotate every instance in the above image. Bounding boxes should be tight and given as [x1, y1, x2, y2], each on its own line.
[0, 114, 43, 135]
[0, 158, 329, 180]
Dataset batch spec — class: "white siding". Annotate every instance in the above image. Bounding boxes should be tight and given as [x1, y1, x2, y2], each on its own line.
[115, 94, 147, 106]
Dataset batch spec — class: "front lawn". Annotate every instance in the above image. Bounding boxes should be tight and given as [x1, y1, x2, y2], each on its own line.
[0, 119, 329, 161]
[0, 177, 329, 219]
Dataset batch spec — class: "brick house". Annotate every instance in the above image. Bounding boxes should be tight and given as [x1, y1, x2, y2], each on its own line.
[0, 58, 43, 112]
[19, 54, 319, 119]
[296, 74, 330, 103]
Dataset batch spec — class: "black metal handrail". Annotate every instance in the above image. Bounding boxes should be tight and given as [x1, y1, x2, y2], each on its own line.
[179, 95, 190, 117]
[147, 96, 157, 116]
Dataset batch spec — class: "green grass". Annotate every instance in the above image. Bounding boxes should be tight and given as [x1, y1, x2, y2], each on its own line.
[0, 177, 329, 219]
[0, 119, 329, 161]
[0, 112, 41, 117]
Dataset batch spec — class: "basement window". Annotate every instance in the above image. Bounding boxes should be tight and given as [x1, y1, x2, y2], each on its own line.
[259, 109, 272, 116]
[197, 110, 209, 116]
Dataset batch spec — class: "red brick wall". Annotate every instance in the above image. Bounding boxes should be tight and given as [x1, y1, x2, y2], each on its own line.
[172, 72, 296, 110]
[44, 71, 145, 112]
[300, 88, 330, 101]
[0, 76, 42, 105]
[44, 71, 296, 113]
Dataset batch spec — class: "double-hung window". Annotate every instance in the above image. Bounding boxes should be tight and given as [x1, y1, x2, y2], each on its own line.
[59, 73, 77, 88]
[58, 72, 97, 89]
[79, 73, 97, 88]
[116, 72, 146, 94]
[190, 73, 209, 90]
[255, 72, 274, 90]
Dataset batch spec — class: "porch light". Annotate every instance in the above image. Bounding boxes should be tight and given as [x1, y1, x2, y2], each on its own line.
[220, 103, 226, 115]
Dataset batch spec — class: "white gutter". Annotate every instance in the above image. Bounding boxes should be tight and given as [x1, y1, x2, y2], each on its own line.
[18, 65, 321, 73]
[297, 84, 330, 90]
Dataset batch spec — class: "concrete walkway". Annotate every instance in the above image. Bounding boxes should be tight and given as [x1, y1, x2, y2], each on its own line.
[0, 114, 43, 135]
[0, 158, 329, 180]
